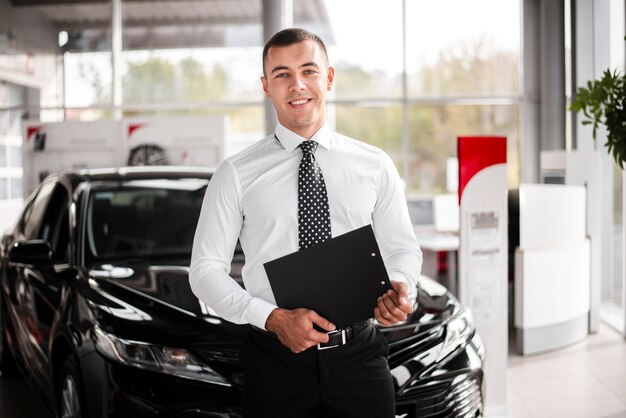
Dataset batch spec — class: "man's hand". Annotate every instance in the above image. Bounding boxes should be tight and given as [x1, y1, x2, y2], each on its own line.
[265, 308, 336, 353]
[374, 280, 413, 326]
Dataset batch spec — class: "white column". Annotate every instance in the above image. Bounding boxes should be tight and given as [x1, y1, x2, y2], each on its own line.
[521, 0, 540, 183]
[540, 0, 566, 151]
[262, 0, 293, 135]
[111, 0, 123, 121]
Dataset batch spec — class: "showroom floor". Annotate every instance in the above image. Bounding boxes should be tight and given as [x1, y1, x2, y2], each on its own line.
[507, 323, 626, 418]
[0, 324, 625, 418]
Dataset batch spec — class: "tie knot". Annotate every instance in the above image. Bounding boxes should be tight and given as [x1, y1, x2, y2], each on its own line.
[299, 141, 318, 155]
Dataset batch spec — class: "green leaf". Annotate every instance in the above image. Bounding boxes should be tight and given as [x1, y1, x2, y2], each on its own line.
[571, 67, 626, 167]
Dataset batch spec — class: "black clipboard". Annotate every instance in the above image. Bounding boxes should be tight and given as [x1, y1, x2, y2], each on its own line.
[263, 225, 392, 328]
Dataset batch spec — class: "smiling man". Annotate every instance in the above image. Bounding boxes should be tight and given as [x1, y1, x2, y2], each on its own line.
[190, 28, 422, 417]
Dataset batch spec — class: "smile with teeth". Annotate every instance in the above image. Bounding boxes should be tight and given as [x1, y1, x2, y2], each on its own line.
[290, 98, 310, 105]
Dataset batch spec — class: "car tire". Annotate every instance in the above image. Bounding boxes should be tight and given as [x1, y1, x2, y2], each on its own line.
[127, 144, 169, 166]
[58, 356, 86, 418]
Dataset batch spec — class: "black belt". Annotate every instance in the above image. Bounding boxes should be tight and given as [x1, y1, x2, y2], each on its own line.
[317, 319, 372, 350]
[252, 319, 372, 351]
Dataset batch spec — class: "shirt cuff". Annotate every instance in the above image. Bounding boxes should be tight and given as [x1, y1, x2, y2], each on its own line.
[246, 297, 279, 331]
[389, 272, 417, 303]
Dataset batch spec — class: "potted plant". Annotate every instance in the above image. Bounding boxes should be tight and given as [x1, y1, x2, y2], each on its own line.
[570, 65, 626, 168]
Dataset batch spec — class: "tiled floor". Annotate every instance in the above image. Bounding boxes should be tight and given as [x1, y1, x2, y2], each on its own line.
[508, 323, 626, 418]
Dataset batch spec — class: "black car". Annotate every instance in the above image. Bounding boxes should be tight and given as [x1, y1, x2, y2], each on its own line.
[0, 167, 485, 418]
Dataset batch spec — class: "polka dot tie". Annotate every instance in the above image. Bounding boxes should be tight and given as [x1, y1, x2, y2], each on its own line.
[298, 141, 332, 250]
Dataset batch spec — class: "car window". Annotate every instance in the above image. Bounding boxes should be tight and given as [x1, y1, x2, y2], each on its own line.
[40, 185, 71, 263]
[22, 181, 56, 239]
[85, 179, 208, 262]
[20, 180, 71, 263]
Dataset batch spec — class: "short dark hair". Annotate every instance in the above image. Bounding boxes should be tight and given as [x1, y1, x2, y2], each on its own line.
[262, 28, 329, 76]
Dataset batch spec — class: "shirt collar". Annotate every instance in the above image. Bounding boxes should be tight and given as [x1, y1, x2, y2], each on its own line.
[274, 122, 332, 154]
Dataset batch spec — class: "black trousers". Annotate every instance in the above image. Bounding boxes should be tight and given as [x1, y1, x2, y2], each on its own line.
[239, 324, 395, 418]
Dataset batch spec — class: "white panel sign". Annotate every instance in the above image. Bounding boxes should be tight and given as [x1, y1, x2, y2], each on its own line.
[22, 120, 119, 196]
[22, 116, 228, 197]
[122, 116, 226, 167]
[519, 184, 586, 247]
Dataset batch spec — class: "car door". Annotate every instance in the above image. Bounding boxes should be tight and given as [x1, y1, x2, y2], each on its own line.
[11, 179, 72, 393]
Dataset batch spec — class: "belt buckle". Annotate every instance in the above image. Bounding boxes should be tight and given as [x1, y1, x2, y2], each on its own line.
[317, 329, 346, 350]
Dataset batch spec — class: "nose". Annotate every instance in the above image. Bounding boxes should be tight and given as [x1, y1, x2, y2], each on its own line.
[290, 75, 306, 91]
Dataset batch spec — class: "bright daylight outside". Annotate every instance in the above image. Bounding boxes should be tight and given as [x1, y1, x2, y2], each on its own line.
[62, 0, 521, 195]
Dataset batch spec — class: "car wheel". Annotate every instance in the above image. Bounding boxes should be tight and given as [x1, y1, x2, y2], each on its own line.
[58, 356, 86, 418]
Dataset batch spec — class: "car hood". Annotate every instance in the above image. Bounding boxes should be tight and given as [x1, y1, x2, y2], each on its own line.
[88, 260, 211, 317]
[86, 260, 459, 344]
[86, 260, 248, 346]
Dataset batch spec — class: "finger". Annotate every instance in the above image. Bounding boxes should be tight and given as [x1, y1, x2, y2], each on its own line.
[391, 280, 411, 306]
[289, 310, 329, 347]
[308, 310, 336, 332]
[374, 307, 393, 326]
[386, 289, 413, 314]
[381, 293, 407, 320]
[304, 312, 333, 345]
[377, 295, 400, 323]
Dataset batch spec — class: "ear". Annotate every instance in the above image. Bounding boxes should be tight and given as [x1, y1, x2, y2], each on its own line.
[261, 75, 271, 98]
[326, 67, 335, 91]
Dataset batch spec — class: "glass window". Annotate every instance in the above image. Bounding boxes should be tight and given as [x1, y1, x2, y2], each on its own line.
[0, 81, 6, 103]
[407, 104, 519, 194]
[22, 181, 56, 239]
[603, 160, 624, 315]
[86, 179, 208, 261]
[122, 48, 263, 105]
[7, 82, 26, 106]
[8, 111, 23, 136]
[60, 0, 522, 197]
[0, 112, 6, 135]
[10, 178, 23, 199]
[8, 146, 21, 167]
[64, 52, 113, 108]
[405, 0, 520, 97]
[0, 178, 7, 200]
[323, 0, 403, 100]
[601, 0, 625, 332]
[39, 184, 71, 262]
[333, 104, 404, 171]
[0, 145, 6, 167]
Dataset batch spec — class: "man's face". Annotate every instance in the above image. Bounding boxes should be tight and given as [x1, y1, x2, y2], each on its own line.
[261, 40, 334, 139]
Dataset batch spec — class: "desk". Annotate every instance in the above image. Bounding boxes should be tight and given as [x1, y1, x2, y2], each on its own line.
[417, 232, 460, 296]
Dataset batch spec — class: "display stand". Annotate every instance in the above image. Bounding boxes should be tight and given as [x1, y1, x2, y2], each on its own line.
[458, 136, 508, 417]
[513, 184, 589, 354]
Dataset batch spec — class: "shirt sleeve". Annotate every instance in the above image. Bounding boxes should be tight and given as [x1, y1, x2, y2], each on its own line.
[372, 152, 423, 302]
[189, 161, 277, 330]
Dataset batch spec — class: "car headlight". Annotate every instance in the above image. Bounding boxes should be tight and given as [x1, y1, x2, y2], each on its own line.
[438, 308, 474, 362]
[93, 326, 231, 386]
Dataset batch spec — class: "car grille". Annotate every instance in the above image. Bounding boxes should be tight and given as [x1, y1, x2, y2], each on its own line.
[395, 374, 482, 418]
[386, 323, 445, 370]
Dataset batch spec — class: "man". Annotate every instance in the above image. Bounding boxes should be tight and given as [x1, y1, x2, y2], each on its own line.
[190, 28, 422, 417]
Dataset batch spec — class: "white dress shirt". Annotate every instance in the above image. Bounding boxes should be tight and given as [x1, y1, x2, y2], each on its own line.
[190, 122, 422, 330]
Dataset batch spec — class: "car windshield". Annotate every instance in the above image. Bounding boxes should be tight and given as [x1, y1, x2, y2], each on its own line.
[86, 178, 208, 261]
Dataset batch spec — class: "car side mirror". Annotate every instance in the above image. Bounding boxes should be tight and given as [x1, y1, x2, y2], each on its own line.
[8, 240, 53, 265]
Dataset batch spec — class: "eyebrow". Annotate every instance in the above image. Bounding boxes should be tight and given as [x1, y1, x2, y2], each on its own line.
[270, 62, 320, 74]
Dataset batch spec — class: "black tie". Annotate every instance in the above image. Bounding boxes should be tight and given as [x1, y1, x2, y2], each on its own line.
[298, 141, 331, 249]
